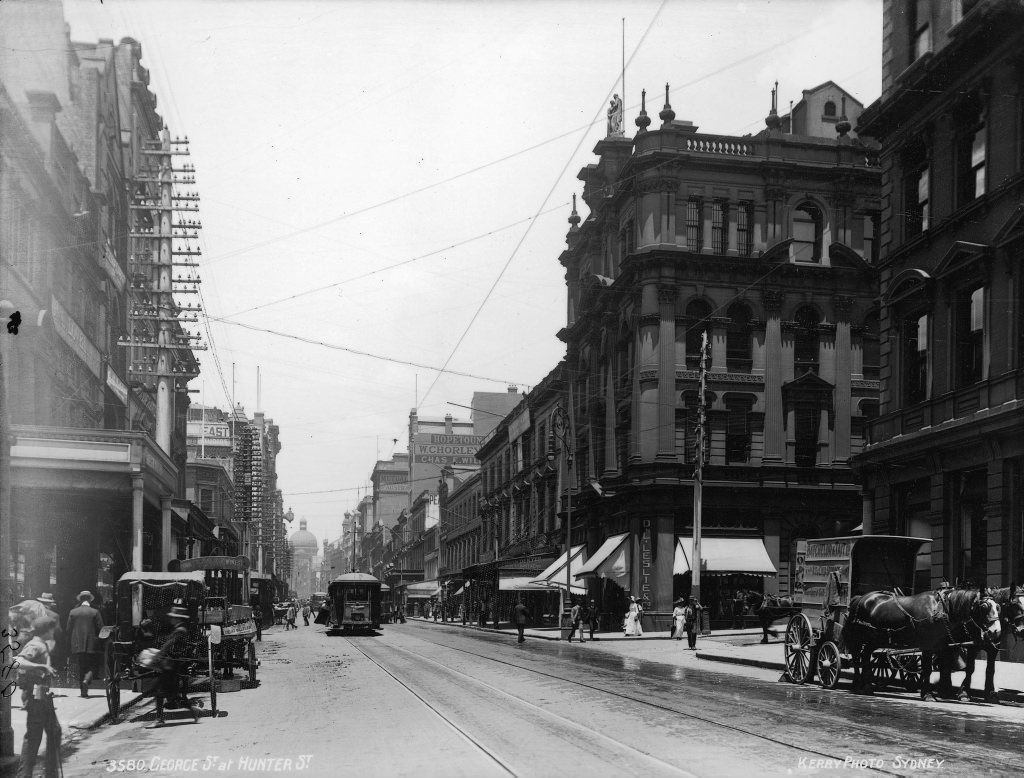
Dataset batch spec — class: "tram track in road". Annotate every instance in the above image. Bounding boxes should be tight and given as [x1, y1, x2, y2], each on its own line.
[370, 626, 996, 777]
[345, 635, 699, 778]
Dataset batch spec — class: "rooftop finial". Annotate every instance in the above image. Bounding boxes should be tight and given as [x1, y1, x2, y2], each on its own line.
[659, 82, 675, 124]
[836, 95, 852, 137]
[635, 88, 651, 133]
[765, 80, 781, 130]
[568, 193, 581, 231]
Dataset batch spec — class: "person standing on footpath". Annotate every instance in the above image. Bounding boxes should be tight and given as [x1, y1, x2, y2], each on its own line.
[671, 598, 686, 640]
[513, 599, 530, 643]
[683, 596, 703, 650]
[15, 616, 61, 778]
[66, 590, 104, 697]
[301, 601, 311, 626]
[567, 599, 582, 643]
[623, 596, 644, 637]
[586, 599, 600, 639]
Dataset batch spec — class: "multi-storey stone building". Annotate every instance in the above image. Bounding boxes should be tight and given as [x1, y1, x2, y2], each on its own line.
[853, 0, 1024, 622]
[558, 82, 881, 627]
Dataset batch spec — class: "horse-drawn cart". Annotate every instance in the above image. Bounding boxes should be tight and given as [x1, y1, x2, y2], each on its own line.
[783, 535, 931, 690]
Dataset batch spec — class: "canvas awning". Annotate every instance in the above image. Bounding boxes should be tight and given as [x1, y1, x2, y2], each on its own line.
[574, 533, 629, 586]
[529, 545, 587, 594]
[452, 585, 465, 596]
[674, 537, 777, 577]
[498, 575, 556, 592]
[404, 580, 441, 599]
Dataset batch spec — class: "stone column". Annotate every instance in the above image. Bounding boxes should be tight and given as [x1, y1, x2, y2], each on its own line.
[657, 285, 677, 461]
[161, 496, 173, 571]
[833, 296, 854, 464]
[132, 475, 145, 571]
[762, 290, 785, 461]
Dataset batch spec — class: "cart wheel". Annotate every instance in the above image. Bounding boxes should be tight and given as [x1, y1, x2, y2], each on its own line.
[817, 640, 841, 689]
[105, 649, 122, 724]
[784, 613, 814, 684]
[870, 652, 895, 689]
[247, 642, 257, 686]
[900, 654, 922, 693]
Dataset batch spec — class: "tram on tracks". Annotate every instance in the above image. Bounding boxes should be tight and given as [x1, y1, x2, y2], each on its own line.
[325, 572, 383, 634]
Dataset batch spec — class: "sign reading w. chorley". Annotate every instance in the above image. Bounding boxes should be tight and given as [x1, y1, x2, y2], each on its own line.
[412, 433, 484, 466]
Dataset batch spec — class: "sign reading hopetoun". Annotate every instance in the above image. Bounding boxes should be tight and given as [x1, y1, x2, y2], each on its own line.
[412, 433, 484, 466]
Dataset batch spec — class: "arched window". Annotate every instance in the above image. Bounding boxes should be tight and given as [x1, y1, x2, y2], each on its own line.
[793, 306, 820, 375]
[792, 202, 823, 263]
[726, 302, 753, 370]
[685, 300, 713, 369]
[823, 100, 837, 117]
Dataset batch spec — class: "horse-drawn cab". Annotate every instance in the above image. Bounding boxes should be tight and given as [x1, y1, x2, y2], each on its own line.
[783, 535, 930, 690]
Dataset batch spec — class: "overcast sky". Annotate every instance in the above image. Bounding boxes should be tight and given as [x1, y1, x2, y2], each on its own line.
[62, 0, 882, 549]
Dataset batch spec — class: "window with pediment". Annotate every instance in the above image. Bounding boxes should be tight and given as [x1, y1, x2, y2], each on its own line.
[954, 284, 985, 387]
[792, 202, 823, 263]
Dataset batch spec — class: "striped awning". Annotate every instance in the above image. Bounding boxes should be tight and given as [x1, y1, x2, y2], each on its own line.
[529, 545, 587, 594]
[674, 537, 777, 577]
[574, 533, 629, 586]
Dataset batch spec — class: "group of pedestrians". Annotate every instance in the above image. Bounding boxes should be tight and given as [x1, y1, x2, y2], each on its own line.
[281, 600, 313, 630]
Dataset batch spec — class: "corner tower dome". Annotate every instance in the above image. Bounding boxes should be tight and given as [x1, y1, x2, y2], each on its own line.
[290, 518, 318, 551]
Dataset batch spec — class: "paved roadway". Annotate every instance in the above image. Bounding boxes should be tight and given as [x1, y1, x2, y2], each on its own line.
[56, 620, 1024, 777]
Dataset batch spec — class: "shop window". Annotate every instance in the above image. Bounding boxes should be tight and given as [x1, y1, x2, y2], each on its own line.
[726, 302, 753, 370]
[712, 200, 728, 254]
[686, 198, 703, 252]
[685, 300, 713, 369]
[791, 202, 823, 263]
[955, 285, 985, 386]
[793, 306, 820, 375]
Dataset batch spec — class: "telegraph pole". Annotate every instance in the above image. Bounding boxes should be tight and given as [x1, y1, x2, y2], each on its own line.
[691, 330, 709, 614]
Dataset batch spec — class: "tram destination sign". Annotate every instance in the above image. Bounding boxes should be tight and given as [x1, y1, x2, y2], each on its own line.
[411, 433, 484, 466]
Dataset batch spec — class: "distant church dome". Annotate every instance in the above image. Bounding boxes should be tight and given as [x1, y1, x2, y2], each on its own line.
[290, 519, 318, 551]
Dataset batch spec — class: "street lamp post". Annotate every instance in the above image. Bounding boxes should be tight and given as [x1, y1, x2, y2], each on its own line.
[548, 391, 575, 640]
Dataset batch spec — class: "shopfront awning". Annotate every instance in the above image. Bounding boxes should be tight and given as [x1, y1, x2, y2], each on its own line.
[404, 580, 441, 599]
[452, 585, 465, 596]
[529, 545, 587, 594]
[574, 533, 629, 586]
[674, 537, 777, 577]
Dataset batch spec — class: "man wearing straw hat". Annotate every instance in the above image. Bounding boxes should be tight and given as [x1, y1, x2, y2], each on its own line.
[66, 590, 104, 698]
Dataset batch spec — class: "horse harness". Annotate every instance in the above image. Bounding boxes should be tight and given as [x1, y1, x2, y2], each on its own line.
[848, 589, 996, 650]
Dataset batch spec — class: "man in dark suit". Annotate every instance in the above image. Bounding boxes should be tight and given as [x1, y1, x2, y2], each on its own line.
[66, 590, 104, 697]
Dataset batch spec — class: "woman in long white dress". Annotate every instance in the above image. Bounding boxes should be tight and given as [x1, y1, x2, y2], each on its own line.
[671, 598, 686, 640]
[623, 596, 644, 637]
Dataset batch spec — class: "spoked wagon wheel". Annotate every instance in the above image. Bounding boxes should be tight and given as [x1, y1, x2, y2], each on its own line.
[104, 642, 121, 723]
[817, 641, 842, 689]
[784, 613, 815, 684]
[870, 652, 895, 689]
[898, 654, 922, 693]
[247, 642, 257, 686]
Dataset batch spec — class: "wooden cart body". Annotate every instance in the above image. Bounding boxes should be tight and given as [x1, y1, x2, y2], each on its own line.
[784, 535, 931, 689]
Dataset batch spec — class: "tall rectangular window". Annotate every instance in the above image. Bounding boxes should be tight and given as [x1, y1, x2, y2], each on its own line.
[911, 0, 931, 61]
[903, 312, 928, 404]
[725, 401, 752, 464]
[957, 102, 986, 207]
[736, 201, 753, 256]
[686, 198, 703, 252]
[712, 200, 728, 254]
[955, 285, 985, 386]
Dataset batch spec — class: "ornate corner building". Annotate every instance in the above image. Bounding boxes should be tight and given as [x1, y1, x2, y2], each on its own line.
[853, 1, 1024, 618]
[558, 83, 882, 624]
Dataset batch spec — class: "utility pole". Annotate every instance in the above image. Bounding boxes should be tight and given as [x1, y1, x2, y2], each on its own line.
[691, 330, 710, 618]
[1, 312, 15, 755]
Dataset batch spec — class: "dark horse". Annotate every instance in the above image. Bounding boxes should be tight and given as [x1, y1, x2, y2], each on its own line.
[748, 593, 799, 644]
[842, 588, 1001, 700]
[954, 584, 1024, 702]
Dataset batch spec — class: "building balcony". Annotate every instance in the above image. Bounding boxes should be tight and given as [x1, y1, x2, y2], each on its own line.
[864, 370, 1024, 453]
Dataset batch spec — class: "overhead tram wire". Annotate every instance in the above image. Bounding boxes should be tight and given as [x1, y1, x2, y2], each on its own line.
[414, 0, 669, 415]
[217, 203, 569, 321]
[203, 317, 528, 387]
